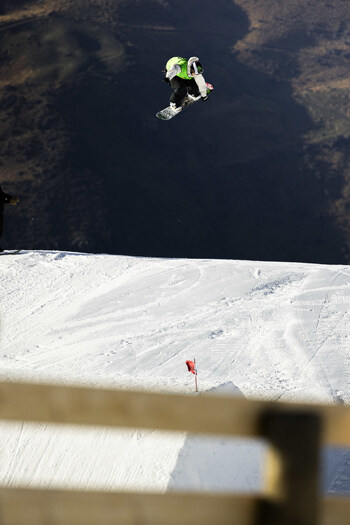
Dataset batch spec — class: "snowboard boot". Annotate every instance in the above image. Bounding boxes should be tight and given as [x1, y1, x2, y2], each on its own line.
[187, 94, 201, 102]
[170, 102, 182, 113]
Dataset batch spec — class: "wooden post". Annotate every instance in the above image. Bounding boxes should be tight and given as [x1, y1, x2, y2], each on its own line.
[257, 410, 322, 525]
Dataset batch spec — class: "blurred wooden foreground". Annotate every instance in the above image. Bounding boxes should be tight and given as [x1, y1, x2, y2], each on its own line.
[0, 380, 348, 525]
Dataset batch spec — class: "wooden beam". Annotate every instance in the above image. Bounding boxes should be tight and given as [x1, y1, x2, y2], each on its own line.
[0, 487, 256, 525]
[0, 381, 348, 444]
[322, 497, 350, 525]
[0, 488, 348, 525]
[0, 487, 350, 525]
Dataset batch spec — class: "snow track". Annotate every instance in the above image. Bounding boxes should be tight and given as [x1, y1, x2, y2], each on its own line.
[0, 251, 349, 493]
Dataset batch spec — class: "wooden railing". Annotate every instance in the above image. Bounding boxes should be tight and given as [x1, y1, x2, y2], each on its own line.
[0, 380, 349, 524]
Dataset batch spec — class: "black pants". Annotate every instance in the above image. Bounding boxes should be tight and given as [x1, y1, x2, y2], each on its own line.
[170, 77, 200, 107]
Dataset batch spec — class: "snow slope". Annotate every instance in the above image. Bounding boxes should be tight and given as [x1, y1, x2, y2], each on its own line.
[0, 251, 349, 494]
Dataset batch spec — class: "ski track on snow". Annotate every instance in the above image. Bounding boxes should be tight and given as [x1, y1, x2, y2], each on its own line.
[0, 251, 349, 494]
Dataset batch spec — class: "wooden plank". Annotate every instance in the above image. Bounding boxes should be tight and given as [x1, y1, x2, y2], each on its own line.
[0, 489, 349, 525]
[0, 487, 256, 525]
[0, 381, 348, 444]
[321, 497, 350, 525]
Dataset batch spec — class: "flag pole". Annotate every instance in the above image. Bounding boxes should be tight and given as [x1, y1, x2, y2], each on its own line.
[194, 358, 198, 392]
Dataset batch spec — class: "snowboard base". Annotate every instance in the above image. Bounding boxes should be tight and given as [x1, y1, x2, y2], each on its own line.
[156, 83, 213, 121]
[156, 104, 183, 121]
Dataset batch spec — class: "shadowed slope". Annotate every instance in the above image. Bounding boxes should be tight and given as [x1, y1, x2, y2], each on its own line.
[0, 0, 349, 262]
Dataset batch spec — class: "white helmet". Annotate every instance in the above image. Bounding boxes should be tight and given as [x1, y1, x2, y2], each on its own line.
[187, 57, 204, 76]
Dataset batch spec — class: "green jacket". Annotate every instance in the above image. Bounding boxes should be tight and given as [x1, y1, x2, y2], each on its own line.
[166, 57, 192, 81]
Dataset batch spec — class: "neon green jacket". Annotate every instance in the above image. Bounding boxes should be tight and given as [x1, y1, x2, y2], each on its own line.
[165, 57, 193, 81]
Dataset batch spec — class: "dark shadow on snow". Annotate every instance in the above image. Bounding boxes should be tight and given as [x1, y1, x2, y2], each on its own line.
[322, 447, 350, 495]
[167, 382, 265, 493]
[166, 383, 350, 495]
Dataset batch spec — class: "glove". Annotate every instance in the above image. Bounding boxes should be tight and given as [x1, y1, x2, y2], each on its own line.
[163, 76, 170, 84]
[202, 95, 209, 102]
[9, 196, 19, 205]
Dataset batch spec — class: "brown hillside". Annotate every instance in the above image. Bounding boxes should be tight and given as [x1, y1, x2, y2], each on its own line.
[1, 0, 350, 262]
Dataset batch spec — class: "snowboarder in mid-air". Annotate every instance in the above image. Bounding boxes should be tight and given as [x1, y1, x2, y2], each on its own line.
[157, 56, 213, 120]
[163, 56, 210, 111]
[0, 185, 19, 252]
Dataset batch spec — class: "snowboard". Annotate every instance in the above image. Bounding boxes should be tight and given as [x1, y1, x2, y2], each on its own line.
[156, 83, 213, 121]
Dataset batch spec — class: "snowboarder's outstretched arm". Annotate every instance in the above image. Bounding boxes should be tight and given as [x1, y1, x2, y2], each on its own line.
[194, 74, 209, 99]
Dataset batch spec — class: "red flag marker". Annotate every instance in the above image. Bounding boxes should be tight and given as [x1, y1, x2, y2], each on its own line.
[186, 360, 196, 374]
[185, 359, 198, 392]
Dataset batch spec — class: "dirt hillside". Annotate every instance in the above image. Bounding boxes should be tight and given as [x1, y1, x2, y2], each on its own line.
[1, 0, 350, 263]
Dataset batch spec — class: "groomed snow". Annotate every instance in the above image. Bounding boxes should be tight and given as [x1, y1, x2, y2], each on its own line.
[0, 251, 349, 494]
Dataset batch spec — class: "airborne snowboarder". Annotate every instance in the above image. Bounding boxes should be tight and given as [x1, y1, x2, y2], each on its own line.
[157, 56, 213, 120]
[163, 56, 209, 112]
